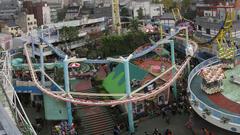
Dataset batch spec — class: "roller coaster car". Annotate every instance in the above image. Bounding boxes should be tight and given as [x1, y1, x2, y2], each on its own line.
[185, 45, 194, 57]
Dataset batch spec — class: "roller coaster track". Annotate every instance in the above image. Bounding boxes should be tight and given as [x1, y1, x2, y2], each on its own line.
[23, 27, 198, 106]
[37, 27, 188, 64]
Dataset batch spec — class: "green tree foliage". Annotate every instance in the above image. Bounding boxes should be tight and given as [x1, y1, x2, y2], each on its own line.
[59, 26, 79, 41]
[152, 0, 161, 4]
[137, 7, 144, 19]
[128, 18, 140, 32]
[120, 7, 129, 16]
[54, 68, 64, 85]
[162, 0, 174, 11]
[183, 9, 196, 20]
[57, 7, 67, 21]
[100, 32, 149, 57]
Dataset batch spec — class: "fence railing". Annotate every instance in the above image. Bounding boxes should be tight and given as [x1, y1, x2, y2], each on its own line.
[0, 52, 37, 135]
[188, 49, 240, 125]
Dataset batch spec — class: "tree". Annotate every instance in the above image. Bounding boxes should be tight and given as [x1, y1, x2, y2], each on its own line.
[100, 32, 149, 57]
[120, 7, 129, 17]
[152, 0, 161, 4]
[137, 7, 144, 20]
[54, 68, 64, 85]
[162, 0, 174, 11]
[57, 7, 67, 21]
[59, 26, 79, 41]
[128, 18, 140, 32]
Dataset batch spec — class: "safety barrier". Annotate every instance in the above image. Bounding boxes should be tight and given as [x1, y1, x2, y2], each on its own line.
[0, 52, 37, 135]
[188, 49, 240, 129]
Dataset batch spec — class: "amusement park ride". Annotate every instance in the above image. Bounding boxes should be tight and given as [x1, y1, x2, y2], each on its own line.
[1, 1, 239, 134]
[15, 10, 197, 134]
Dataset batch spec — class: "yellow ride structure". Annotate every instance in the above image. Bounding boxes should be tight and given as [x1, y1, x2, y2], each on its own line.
[215, 11, 236, 60]
[112, 0, 122, 35]
[172, 8, 182, 21]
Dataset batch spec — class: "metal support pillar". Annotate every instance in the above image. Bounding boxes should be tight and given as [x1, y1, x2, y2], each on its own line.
[31, 36, 35, 58]
[48, 28, 51, 39]
[187, 62, 191, 75]
[185, 27, 191, 75]
[41, 25, 44, 39]
[170, 40, 177, 98]
[185, 27, 189, 46]
[63, 56, 73, 126]
[40, 45, 45, 85]
[160, 24, 163, 39]
[123, 56, 135, 133]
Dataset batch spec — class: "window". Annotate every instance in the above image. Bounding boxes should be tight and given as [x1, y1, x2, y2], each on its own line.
[198, 25, 202, 31]
[34, 21, 37, 24]
[29, 28, 31, 31]
[206, 29, 210, 35]
[28, 17, 30, 21]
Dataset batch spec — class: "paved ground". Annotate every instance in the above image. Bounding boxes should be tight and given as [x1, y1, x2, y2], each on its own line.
[127, 112, 239, 135]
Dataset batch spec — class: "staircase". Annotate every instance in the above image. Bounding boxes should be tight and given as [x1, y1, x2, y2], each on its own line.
[78, 106, 115, 135]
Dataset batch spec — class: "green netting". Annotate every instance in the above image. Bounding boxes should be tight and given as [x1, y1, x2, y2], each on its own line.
[43, 94, 67, 120]
[103, 63, 148, 99]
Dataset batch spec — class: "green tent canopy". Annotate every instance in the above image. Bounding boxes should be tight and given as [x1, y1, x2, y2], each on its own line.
[103, 63, 148, 99]
[43, 94, 67, 120]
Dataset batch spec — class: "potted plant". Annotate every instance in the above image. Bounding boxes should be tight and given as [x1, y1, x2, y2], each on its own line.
[220, 117, 230, 124]
[191, 100, 199, 107]
[203, 108, 211, 115]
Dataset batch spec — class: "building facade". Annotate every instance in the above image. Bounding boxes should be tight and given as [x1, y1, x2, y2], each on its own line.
[128, 0, 164, 19]
[0, 0, 19, 21]
[42, 4, 51, 25]
[0, 33, 13, 50]
[48, 3, 62, 23]
[195, 1, 240, 40]
[1, 21, 21, 37]
[23, 1, 51, 26]
[65, 6, 80, 20]
[16, 13, 37, 35]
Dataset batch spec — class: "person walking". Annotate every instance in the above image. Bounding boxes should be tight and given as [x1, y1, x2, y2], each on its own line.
[153, 128, 159, 135]
[165, 115, 170, 124]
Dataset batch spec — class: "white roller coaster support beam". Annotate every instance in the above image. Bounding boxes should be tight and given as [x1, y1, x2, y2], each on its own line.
[1, 72, 37, 135]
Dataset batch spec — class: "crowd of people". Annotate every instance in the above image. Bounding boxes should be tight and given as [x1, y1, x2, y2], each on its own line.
[143, 128, 173, 135]
[51, 121, 77, 135]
